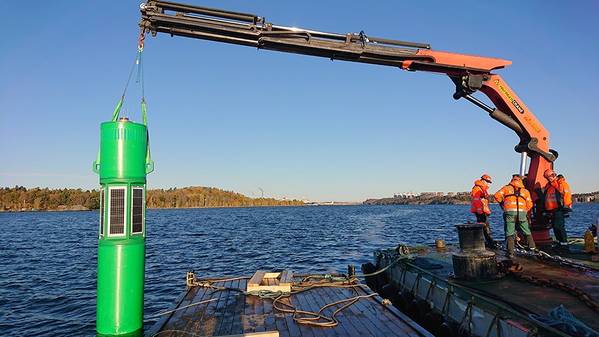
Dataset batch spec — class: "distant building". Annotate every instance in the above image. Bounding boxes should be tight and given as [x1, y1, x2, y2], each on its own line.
[393, 192, 417, 199]
[575, 194, 597, 203]
[419, 192, 445, 197]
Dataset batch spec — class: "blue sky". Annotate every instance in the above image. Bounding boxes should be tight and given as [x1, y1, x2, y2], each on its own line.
[1, 1, 598, 201]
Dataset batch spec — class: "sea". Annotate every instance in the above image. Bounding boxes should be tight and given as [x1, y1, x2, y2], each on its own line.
[1, 203, 598, 336]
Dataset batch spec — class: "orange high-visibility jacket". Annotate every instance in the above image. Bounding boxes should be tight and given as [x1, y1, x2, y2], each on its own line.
[494, 183, 533, 212]
[559, 178, 573, 208]
[544, 178, 572, 211]
[470, 179, 491, 215]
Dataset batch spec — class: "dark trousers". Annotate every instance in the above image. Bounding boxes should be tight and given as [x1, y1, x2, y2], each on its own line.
[549, 210, 568, 243]
[474, 213, 495, 247]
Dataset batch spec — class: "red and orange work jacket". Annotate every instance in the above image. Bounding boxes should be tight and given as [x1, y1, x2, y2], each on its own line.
[544, 178, 572, 211]
[470, 179, 491, 215]
[494, 183, 533, 213]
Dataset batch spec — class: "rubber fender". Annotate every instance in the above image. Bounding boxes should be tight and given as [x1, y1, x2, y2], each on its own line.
[391, 290, 405, 309]
[408, 299, 421, 321]
[380, 283, 397, 300]
[423, 311, 444, 335]
[376, 269, 389, 287]
[416, 299, 432, 320]
[458, 330, 472, 337]
[438, 321, 454, 337]
[401, 289, 414, 303]
[361, 263, 378, 290]
[457, 322, 472, 337]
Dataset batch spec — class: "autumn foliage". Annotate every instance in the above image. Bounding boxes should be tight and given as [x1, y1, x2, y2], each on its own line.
[0, 186, 303, 211]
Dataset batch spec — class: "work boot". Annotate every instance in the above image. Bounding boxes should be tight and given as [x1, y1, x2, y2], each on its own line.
[506, 236, 515, 259]
[558, 242, 570, 253]
[483, 225, 498, 249]
[526, 235, 536, 250]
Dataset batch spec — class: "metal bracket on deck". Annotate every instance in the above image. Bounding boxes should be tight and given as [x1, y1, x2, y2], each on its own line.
[186, 271, 196, 287]
[246, 270, 293, 293]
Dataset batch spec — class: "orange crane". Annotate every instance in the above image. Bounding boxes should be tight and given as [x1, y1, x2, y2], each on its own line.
[139, 1, 559, 244]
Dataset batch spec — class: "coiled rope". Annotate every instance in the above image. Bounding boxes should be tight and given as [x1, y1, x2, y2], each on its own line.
[188, 273, 379, 328]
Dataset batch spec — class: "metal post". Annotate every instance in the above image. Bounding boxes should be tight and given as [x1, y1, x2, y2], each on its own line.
[519, 152, 528, 176]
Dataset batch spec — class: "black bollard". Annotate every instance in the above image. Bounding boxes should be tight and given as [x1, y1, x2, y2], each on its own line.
[452, 224, 499, 280]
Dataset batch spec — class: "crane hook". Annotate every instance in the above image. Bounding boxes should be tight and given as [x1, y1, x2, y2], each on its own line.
[138, 29, 146, 51]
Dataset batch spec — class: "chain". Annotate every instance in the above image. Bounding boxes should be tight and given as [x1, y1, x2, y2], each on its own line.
[514, 245, 598, 272]
[508, 269, 599, 313]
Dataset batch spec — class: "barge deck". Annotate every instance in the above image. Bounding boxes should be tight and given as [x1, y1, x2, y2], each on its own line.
[146, 272, 433, 337]
[365, 240, 599, 337]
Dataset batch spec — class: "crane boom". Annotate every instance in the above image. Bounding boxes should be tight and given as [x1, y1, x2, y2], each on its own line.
[139, 0, 558, 242]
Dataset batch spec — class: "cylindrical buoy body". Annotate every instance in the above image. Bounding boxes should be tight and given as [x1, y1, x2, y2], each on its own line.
[94, 119, 152, 335]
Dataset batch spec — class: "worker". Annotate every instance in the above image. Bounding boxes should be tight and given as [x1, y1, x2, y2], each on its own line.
[494, 175, 536, 258]
[543, 169, 573, 250]
[557, 174, 573, 211]
[470, 174, 497, 248]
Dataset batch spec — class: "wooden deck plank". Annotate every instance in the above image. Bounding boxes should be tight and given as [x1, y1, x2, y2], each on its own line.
[164, 286, 200, 333]
[229, 279, 248, 335]
[280, 271, 293, 285]
[274, 309, 290, 337]
[243, 280, 267, 334]
[291, 291, 317, 337]
[241, 280, 255, 333]
[252, 285, 266, 333]
[301, 287, 338, 337]
[370, 294, 428, 337]
[313, 286, 360, 337]
[248, 271, 267, 288]
[302, 287, 338, 337]
[348, 286, 398, 337]
[346, 287, 401, 337]
[152, 275, 431, 337]
[308, 288, 347, 337]
[214, 279, 240, 336]
[201, 279, 232, 336]
[145, 285, 193, 337]
[195, 282, 222, 336]
[180, 285, 212, 335]
[215, 278, 243, 336]
[327, 287, 377, 337]
[261, 297, 277, 334]
[281, 298, 303, 337]
[354, 286, 422, 336]
[328, 286, 376, 337]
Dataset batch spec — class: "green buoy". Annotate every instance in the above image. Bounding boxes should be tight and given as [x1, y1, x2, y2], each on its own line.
[93, 98, 153, 335]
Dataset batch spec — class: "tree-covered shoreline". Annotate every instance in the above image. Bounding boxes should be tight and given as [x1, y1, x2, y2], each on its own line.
[0, 186, 304, 212]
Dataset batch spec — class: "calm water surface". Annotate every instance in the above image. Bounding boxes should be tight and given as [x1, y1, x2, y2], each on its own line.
[1, 204, 598, 336]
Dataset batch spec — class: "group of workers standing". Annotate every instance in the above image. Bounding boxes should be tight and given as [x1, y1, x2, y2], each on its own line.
[470, 169, 572, 258]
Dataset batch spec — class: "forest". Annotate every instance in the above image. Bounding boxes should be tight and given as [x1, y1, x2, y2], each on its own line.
[0, 186, 304, 211]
